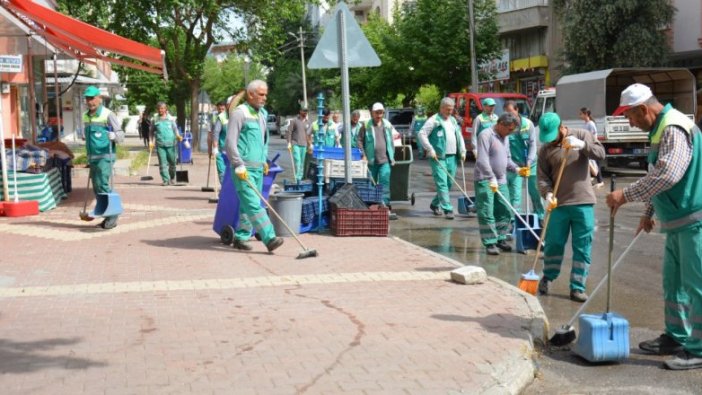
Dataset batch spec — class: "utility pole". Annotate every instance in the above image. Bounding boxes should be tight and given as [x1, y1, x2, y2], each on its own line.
[468, 0, 478, 92]
[290, 27, 309, 109]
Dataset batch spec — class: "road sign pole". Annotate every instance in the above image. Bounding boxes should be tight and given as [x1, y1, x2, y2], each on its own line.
[338, 9, 352, 184]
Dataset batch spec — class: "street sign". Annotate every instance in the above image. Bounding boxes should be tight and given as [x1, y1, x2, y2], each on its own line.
[307, 2, 380, 69]
[0, 55, 23, 73]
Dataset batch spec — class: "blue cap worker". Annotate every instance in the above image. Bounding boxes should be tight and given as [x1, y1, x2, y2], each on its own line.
[606, 83, 702, 370]
[226, 79, 284, 253]
[311, 108, 338, 148]
[470, 98, 498, 158]
[82, 86, 123, 230]
[149, 102, 182, 186]
[537, 112, 605, 303]
[410, 106, 429, 158]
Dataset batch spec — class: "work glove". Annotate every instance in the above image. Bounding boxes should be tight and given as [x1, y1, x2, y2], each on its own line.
[489, 178, 498, 193]
[430, 151, 438, 160]
[461, 153, 466, 162]
[212, 146, 219, 156]
[472, 150, 478, 160]
[148, 142, 154, 150]
[234, 166, 248, 181]
[563, 135, 585, 150]
[287, 143, 292, 150]
[263, 162, 270, 175]
[108, 131, 116, 141]
[518, 167, 531, 177]
[546, 192, 558, 211]
[176, 134, 183, 142]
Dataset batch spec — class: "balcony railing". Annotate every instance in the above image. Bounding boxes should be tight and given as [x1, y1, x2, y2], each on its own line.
[497, 0, 548, 13]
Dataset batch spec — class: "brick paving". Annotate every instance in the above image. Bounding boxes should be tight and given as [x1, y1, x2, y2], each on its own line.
[0, 147, 545, 394]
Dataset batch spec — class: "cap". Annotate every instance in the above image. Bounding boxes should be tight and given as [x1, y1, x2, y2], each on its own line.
[372, 102, 385, 112]
[482, 98, 496, 107]
[84, 85, 101, 98]
[300, 106, 308, 112]
[539, 112, 561, 144]
[614, 83, 653, 114]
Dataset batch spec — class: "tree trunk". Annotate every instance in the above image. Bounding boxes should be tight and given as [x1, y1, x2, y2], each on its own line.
[175, 99, 186, 133]
[190, 78, 200, 151]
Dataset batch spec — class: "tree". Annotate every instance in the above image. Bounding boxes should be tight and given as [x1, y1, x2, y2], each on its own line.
[556, 0, 675, 73]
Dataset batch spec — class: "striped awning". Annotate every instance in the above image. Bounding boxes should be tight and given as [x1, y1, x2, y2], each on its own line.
[0, 168, 66, 211]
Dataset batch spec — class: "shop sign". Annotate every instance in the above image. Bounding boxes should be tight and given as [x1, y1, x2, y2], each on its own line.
[0, 55, 23, 73]
[479, 49, 509, 82]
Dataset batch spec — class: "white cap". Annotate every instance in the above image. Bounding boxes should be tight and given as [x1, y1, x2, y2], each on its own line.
[615, 83, 653, 114]
[226, 95, 233, 105]
[371, 102, 384, 112]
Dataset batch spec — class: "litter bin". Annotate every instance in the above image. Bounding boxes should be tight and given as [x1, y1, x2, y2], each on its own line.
[177, 131, 193, 164]
[389, 144, 415, 205]
[269, 192, 303, 237]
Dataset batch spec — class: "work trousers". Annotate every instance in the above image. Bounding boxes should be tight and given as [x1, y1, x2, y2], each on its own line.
[89, 157, 119, 225]
[430, 155, 457, 213]
[231, 167, 276, 244]
[542, 204, 594, 292]
[291, 145, 307, 182]
[215, 152, 226, 183]
[506, 171, 545, 220]
[369, 162, 391, 205]
[475, 180, 511, 246]
[156, 144, 176, 183]
[663, 223, 702, 357]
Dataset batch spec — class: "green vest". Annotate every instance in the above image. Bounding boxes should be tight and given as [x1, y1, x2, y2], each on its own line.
[412, 115, 427, 133]
[648, 105, 702, 232]
[312, 120, 336, 147]
[217, 111, 229, 147]
[340, 122, 361, 148]
[83, 106, 114, 161]
[152, 115, 177, 147]
[362, 119, 395, 164]
[427, 114, 461, 159]
[236, 103, 269, 167]
[476, 112, 497, 136]
[508, 117, 533, 168]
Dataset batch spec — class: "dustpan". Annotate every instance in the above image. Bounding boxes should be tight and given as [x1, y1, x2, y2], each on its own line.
[90, 141, 123, 218]
[175, 139, 189, 183]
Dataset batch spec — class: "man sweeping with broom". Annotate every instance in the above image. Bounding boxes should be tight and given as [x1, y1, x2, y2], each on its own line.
[536, 112, 604, 302]
[607, 83, 702, 370]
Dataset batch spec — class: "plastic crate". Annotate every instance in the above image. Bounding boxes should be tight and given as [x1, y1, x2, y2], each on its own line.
[329, 179, 382, 203]
[331, 204, 389, 237]
[301, 196, 329, 224]
[323, 159, 367, 181]
[313, 147, 362, 160]
[283, 179, 314, 195]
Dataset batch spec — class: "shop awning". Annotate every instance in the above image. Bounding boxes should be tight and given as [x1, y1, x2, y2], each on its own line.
[2, 0, 166, 78]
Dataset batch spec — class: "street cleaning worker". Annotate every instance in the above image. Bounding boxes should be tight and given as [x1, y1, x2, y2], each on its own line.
[474, 112, 519, 255]
[312, 108, 338, 148]
[537, 112, 605, 303]
[357, 102, 397, 219]
[410, 106, 428, 159]
[287, 105, 311, 182]
[606, 83, 702, 370]
[418, 97, 466, 220]
[470, 98, 498, 158]
[504, 100, 545, 222]
[226, 79, 283, 253]
[211, 100, 229, 183]
[149, 102, 182, 186]
[338, 109, 362, 149]
[82, 85, 123, 230]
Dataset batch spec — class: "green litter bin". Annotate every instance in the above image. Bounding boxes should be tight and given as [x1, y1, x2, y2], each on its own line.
[390, 144, 415, 205]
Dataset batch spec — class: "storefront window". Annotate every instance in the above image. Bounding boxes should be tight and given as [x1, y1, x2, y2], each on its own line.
[18, 85, 30, 139]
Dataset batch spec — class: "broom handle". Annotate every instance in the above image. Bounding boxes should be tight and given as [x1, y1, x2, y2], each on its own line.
[495, 189, 542, 245]
[607, 175, 616, 313]
[565, 231, 642, 327]
[529, 148, 570, 271]
[434, 157, 473, 205]
[82, 166, 92, 212]
[242, 175, 310, 250]
[461, 158, 467, 193]
[145, 146, 153, 176]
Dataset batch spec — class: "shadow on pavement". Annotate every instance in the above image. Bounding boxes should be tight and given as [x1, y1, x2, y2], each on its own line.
[142, 235, 273, 256]
[430, 313, 532, 341]
[540, 346, 665, 369]
[0, 337, 107, 373]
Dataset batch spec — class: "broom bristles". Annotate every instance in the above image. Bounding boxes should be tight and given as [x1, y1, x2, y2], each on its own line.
[518, 278, 538, 295]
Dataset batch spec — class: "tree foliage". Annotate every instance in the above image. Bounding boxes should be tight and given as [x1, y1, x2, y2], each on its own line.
[557, 0, 675, 73]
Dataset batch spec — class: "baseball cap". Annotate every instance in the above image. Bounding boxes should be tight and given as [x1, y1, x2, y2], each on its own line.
[372, 102, 385, 112]
[84, 85, 101, 98]
[539, 112, 561, 144]
[482, 98, 496, 107]
[614, 83, 653, 115]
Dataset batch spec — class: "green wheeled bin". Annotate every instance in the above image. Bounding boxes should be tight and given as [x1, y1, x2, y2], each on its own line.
[389, 144, 415, 205]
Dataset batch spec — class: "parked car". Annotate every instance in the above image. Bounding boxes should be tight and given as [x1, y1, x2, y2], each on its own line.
[267, 114, 279, 134]
[385, 108, 415, 144]
[279, 118, 293, 139]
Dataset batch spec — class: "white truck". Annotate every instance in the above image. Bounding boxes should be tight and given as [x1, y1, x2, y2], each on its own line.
[530, 68, 697, 170]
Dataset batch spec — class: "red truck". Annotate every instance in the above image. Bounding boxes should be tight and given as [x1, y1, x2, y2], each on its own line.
[448, 92, 531, 156]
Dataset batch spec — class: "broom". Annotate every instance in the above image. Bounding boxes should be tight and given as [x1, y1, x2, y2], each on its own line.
[518, 148, 570, 295]
[140, 145, 154, 181]
[433, 157, 474, 206]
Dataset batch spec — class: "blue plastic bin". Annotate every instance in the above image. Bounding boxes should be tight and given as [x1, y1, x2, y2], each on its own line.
[212, 154, 283, 244]
[312, 147, 362, 160]
[177, 131, 193, 164]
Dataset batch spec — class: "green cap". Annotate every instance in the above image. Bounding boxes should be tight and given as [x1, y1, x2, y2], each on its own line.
[482, 98, 496, 107]
[539, 112, 561, 144]
[84, 85, 100, 97]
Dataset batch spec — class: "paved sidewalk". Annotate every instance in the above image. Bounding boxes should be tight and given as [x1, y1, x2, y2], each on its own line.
[0, 147, 546, 394]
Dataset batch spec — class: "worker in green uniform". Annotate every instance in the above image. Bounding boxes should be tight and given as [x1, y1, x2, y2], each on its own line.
[311, 108, 338, 148]
[418, 97, 466, 220]
[410, 106, 428, 159]
[149, 102, 182, 186]
[537, 112, 605, 303]
[226, 79, 283, 253]
[338, 110, 362, 149]
[504, 100, 545, 221]
[607, 83, 702, 370]
[470, 98, 498, 158]
[211, 101, 229, 183]
[82, 85, 123, 230]
[287, 106, 312, 182]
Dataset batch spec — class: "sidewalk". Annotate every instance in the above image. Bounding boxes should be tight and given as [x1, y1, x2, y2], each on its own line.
[0, 144, 547, 394]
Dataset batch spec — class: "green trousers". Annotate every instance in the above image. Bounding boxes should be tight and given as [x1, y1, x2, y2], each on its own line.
[231, 167, 276, 244]
[89, 158, 119, 224]
[506, 171, 545, 220]
[156, 144, 176, 183]
[369, 162, 391, 205]
[292, 145, 307, 182]
[475, 180, 511, 246]
[414, 131, 424, 157]
[662, 223, 702, 357]
[430, 155, 457, 213]
[542, 204, 594, 292]
[215, 152, 226, 183]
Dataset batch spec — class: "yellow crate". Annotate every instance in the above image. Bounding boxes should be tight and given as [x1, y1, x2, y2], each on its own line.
[323, 159, 367, 182]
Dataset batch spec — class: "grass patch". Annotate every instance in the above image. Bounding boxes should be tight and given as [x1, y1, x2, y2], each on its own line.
[70, 144, 129, 166]
[129, 150, 149, 173]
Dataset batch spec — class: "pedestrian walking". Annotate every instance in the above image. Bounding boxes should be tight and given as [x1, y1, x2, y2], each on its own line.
[287, 106, 311, 182]
[474, 112, 520, 255]
[537, 112, 605, 303]
[505, 100, 545, 222]
[410, 106, 428, 158]
[139, 109, 151, 147]
[82, 85, 123, 229]
[357, 102, 397, 218]
[470, 98, 498, 158]
[149, 102, 182, 186]
[312, 108, 338, 148]
[606, 83, 702, 370]
[211, 101, 229, 183]
[338, 109, 362, 149]
[580, 107, 605, 188]
[418, 97, 466, 220]
[226, 79, 284, 253]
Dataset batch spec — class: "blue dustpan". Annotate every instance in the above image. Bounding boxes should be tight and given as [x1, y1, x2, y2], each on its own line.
[90, 192, 123, 217]
[573, 312, 630, 362]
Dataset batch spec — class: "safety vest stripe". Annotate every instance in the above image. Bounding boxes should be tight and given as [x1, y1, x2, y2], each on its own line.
[659, 209, 702, 230]
[665, 300, 691, 313]
[88, 154, 116, 161]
